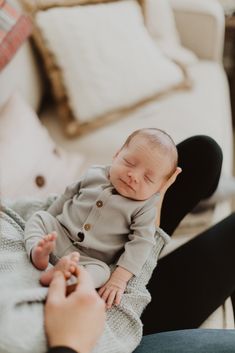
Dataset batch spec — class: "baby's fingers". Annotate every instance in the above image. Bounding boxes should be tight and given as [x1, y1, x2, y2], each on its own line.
[100, 288, 112, 303]
[114, 289, 123, 306]
[98, 286, 106, 297]
[106, 290, 116, 309]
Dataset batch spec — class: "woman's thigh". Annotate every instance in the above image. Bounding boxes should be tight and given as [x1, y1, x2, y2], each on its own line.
[134, 329, 235, 353]
[142, 213, 235, 334]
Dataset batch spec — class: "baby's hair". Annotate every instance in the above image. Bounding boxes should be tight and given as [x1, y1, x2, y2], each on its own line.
[122, 128, 178, 178]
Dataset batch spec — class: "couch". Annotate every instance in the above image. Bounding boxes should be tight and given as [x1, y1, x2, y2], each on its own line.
[0, 0, 234, 328]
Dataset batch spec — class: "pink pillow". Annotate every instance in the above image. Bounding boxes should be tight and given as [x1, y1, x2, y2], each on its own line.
[0, 93, 85, 199]
[0, 0, 32, 70]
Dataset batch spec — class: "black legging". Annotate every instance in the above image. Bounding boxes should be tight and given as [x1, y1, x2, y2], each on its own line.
[142, 135, 235, 334]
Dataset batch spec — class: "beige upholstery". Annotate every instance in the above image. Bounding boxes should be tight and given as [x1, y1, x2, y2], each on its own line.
[171, 0, 225, 62]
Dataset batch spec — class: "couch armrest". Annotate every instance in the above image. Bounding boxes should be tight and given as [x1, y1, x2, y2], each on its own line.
[170, 0, 225, 63]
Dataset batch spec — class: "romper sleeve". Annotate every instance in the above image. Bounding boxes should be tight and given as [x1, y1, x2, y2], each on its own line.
[116, 199, 160, 276]
[47, 181, 82, 217]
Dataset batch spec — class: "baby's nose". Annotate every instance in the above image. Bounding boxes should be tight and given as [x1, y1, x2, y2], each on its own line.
[128, 171, 139, 183]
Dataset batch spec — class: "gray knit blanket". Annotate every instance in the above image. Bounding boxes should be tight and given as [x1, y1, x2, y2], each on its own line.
[0, 197, 169, 353]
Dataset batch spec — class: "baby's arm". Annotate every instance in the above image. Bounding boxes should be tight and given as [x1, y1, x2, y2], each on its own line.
[47, 181, 81, 217]
[99, 200, 160, 309]
[98, 266, 133, 309]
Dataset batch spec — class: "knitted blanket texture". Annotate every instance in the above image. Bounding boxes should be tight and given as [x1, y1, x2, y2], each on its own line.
[0, 197, 168, 353]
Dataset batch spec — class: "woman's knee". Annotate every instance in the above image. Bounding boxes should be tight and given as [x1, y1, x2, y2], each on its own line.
[178, 135, 222, 165]
[177, 135, 223, 192]
[191, 135, 222, 164]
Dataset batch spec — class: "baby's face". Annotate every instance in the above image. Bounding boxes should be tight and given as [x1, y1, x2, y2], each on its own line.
[109, 136, 172, 201]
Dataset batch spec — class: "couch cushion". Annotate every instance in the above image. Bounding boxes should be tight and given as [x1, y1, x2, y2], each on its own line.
[0, 93, 85, 199]
[27, 0, 190, 137]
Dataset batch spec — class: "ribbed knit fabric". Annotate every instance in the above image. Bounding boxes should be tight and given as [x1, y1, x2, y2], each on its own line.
[0, 198, 170, 353]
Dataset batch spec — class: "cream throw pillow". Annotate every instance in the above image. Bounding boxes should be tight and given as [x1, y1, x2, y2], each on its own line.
[33, 0, 186, 134]
[24, 0, 197, 66]
[0, 93, 84, 199]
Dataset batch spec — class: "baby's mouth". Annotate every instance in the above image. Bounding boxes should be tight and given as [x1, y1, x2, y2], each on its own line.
[119, 178, 135, 192]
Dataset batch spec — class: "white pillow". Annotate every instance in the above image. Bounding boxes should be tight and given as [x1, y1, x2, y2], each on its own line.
[144, 0, 198, 65]
[35, 0, 185, 124]
[0, 93, 85, 199]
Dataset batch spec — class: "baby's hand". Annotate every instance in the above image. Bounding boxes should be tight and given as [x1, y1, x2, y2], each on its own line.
[98, 274, 127, 309]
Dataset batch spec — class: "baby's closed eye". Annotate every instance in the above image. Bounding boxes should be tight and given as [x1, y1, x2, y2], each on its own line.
[144, 175, 154, 183]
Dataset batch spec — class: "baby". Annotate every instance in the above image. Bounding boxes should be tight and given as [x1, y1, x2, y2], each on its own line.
[24, 128, 178, 308]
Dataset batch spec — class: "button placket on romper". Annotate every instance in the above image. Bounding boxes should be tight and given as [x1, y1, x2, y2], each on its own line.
[81, 187, 113, 248]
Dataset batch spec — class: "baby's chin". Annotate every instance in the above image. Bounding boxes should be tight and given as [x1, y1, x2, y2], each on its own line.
[116, 187, 151, 201]
[114, 185, 136, 200]
[112, 179, 158, 201]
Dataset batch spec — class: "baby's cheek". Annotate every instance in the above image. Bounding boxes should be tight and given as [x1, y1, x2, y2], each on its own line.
[145, 186, 157, 198]
[117, 165, 125, 176]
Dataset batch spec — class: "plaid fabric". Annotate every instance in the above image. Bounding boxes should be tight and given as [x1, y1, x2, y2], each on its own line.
[0, 0, 32, 70]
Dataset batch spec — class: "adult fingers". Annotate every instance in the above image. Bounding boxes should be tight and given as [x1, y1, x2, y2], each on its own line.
[47, 271, 66, 303]
[169, 167, 182, 184]
[74, 266, 95, 293]
[175, 166, 182, 177]
[163, 167, 182, 191]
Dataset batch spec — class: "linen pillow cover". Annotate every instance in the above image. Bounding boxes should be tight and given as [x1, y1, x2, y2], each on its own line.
[0, 0, 32, 70]
[0, 93, 85, 199]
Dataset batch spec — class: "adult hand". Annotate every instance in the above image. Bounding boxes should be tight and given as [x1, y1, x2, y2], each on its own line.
[160, 167, 182, 197]
[156, 167, 182, 227]
[45, 266, 106, 353]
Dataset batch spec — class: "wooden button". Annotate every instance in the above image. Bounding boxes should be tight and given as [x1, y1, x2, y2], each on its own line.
[84, 224, 91, 231]
[96, 200, 103, 208]
[35, 175, 45, 188]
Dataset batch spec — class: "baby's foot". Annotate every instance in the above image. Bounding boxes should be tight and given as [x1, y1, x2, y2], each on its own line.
[31, 232, 57, 270]
[40, 252, 80, 286]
